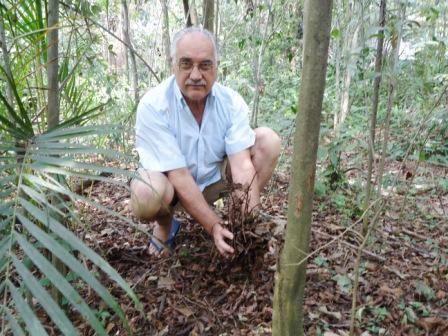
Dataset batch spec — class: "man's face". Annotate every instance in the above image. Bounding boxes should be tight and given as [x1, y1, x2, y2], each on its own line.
[173, 32, 217, 104]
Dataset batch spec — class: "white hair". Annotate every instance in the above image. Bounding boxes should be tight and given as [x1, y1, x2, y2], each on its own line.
[170, 27, 218, 65]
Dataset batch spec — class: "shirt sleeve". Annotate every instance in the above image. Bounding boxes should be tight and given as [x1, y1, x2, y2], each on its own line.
[224, 94, 256, 155]
[135, 100, 187, 172]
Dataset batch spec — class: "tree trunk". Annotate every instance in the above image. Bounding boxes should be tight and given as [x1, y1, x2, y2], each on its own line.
[377, 1, 404, 198]
[47, 0, 66, 305]
[121, 0, 139, 105]
[47, 0, 59, 129]
[183, 0, 199, 27]
[337, 24, 359, 131]
[0, 11, 14, 106]
[203, 0, 214, 32]
[161, 0, 171, 73]
[251, 1, 272, 127]
[214, 0, 219, 36]
[272, 1, 333, 335]
[362, 0, 386, 235]
[121, 0, 130, 80]
[183, 0, 193, 26]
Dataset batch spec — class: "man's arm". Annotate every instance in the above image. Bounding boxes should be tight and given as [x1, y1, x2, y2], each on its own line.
[227, 149, 260, 213]
[167, 167, 235, 256]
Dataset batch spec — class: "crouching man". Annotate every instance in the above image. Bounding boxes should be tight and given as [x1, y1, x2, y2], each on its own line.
[130, 27, 281, 258]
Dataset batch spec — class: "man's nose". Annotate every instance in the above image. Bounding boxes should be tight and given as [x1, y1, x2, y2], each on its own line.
[189, 65, 202, 80]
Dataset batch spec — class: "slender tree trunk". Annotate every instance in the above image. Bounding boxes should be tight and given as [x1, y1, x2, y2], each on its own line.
[337, 24, 359, 131]
[121, 0, 130, 80]
[161, 0, 171, 73]
[272, 1, 333, 335]
[362, 0, 386, 235]
[183, 0, 193, 26]
[377, 1, 404, 198]
[47, 0, 59, 129]
[0, 12, 13, 106]
[214, 0, 219, 36]
[333, 0, 342, 130]
[121, 0, 139, 105]
[190, 0, 199, 25]
[183, 0, 198, 27]
[47, 0, 65, 305]
[251, 2, 272, 127]
[203, 0, 214, 32]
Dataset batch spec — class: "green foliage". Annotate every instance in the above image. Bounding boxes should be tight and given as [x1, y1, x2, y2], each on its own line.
[0, 0, 145, 333]
[414, 280, 435, 301]
[0, 126, 143, 334]
[332, 274, 352, 295]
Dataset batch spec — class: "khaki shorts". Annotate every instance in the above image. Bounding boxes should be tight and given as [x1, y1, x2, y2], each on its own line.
[134, 158, 231, 211]
[201, 158, 230, 205]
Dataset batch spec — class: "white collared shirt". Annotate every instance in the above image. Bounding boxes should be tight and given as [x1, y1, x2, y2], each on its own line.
[135, 75, 255, 191]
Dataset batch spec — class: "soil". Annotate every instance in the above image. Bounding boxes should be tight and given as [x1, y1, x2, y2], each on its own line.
[74, 159, 448, 336]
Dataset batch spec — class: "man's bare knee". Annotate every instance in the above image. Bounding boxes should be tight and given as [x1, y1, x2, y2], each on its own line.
[252, 127, 281, 161]
[130, 170, 174, 220]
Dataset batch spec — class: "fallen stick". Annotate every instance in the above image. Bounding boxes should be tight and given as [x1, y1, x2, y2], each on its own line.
[311, 228, 386, 263]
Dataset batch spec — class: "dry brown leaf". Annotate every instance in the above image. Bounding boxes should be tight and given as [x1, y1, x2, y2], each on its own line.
[318, 306, 342, 320]
[157, 276, 175, 289]
[175, 306, 194, 317]
[379, 284, 404, 299]
[416, 317, 448, 332]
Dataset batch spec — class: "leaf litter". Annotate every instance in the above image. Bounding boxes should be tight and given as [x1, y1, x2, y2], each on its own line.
[66, 158, 447, 335]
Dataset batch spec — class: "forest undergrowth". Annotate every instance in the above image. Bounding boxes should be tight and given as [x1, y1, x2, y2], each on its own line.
[66, 136, 448, 336]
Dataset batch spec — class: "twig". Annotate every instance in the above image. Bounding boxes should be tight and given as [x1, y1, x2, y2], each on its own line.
[349, 203, 383, 336]
[285, 198, 381, 267]
[312, 228, 386, 262]
[401, 227, 427, 241]
[384, 265, 408, 280]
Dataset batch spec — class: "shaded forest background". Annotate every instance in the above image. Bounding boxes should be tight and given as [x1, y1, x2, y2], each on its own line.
[0, 0, 447, 335]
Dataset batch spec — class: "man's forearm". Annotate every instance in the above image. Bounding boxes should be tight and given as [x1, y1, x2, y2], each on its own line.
[228, 150, 261, 212]
[167, 168, 220, 234]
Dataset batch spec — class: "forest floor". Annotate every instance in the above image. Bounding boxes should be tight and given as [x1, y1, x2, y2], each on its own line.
[75, 152, 448, 336]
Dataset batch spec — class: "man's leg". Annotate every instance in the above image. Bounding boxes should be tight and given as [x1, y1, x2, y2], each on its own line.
[130, 169, 175, 254]
[250, 127, 282, 191]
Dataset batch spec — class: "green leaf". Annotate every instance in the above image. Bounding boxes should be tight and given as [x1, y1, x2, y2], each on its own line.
[14, 233, 107, 335]
[419, 150, 427, 161]
[0, 234, 13, 258]
[333, 274, 352, 294]
[7, 281, 49, 336]
[20, 185, 66, 218]
[19, 198, 142, 311]
[414, 280, 435, 300]
[28, 155, 132, 176]
[3, 307, 26, 336]
[29, 142, 132, 161]
[331, 28, 341, 39]
[404, 306, 417, 323]
[22, 174, 141, 231]
[16, 213, 130, 331]
[11, 254, 79, 336]
[356, 306, 365, 322]
[38, 125, 122, 140]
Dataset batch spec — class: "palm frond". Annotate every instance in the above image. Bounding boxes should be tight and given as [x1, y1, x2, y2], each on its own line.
[0, 125, 143, 334]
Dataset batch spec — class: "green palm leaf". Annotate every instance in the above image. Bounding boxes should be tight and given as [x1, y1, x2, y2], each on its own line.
[0, 126, 143, 334]
[11, 253, 79, 336]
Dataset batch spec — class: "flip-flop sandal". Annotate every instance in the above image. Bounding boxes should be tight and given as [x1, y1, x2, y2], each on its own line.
[149, 218, 181, 253]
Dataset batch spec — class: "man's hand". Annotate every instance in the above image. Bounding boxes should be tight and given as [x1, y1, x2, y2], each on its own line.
[212, 223, 234, 257]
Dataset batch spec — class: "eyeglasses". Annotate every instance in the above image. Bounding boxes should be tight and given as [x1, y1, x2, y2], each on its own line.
[178, 59, 214, 72]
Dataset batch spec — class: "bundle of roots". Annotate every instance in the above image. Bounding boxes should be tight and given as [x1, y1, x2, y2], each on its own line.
[220, 182, 270, 261]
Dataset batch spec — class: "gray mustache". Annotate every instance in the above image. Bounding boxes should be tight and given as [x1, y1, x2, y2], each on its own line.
[186, 80, 206, 86]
